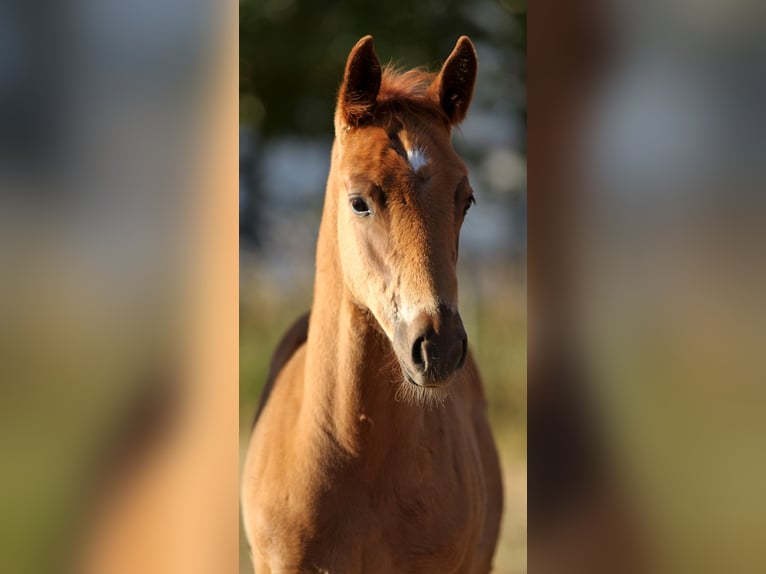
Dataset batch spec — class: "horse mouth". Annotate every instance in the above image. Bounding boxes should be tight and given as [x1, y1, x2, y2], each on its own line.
[401, 364, 454, 389]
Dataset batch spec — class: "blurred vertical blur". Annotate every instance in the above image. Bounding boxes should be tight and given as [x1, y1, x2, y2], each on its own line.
[529, 0, 766, 572]
[239, 1, 527, 572]
[0, 1, 238, 573]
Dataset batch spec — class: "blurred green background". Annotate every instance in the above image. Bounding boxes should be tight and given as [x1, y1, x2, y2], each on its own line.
[240, 1, 526, 571]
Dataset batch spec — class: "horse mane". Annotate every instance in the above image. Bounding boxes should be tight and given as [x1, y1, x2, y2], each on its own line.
[374, 65, 449, 127]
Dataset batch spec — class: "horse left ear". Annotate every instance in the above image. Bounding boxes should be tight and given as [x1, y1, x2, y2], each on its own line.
[429, 36, 478, 125]
[338, 35, 381, 128]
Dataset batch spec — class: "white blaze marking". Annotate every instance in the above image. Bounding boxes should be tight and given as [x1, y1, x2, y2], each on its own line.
[407, 147, 428, 172]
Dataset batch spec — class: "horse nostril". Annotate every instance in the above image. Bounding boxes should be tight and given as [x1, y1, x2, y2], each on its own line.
[411, 336, 426, 371]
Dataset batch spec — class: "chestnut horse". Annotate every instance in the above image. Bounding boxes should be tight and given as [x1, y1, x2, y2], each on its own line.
[242, 36, 503, 573]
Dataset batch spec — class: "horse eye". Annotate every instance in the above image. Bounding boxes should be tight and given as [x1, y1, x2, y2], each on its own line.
[350, 196, 372, 216]
[463, 194, 476, 216]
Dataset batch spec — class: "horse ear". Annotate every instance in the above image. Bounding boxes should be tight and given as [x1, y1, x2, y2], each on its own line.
[338, 35, 381, 127]
[429, 36, 478, 125]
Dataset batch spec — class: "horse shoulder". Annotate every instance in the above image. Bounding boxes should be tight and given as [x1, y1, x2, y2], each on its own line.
[245, 327, 349, 570]
[242, 341, 321, 568]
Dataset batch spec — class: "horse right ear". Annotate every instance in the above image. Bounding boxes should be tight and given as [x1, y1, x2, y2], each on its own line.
[428, 36, 478, 125]
[338, 35, 381, 128]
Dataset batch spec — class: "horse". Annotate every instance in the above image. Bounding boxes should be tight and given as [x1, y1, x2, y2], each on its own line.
[242, 35, 503, 573]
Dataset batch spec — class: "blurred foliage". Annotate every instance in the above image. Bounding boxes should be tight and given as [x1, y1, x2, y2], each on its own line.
[240, 0, 526, 137]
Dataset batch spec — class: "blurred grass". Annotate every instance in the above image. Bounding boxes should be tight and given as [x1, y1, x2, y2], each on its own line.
[240, 259, 526, 573]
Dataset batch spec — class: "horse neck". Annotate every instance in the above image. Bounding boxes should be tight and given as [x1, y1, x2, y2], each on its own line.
[302, 141, 424, 456]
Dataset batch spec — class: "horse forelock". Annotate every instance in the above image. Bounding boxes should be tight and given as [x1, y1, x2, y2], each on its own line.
[380, 66, 434, 98]
[373, 66, 449, 128]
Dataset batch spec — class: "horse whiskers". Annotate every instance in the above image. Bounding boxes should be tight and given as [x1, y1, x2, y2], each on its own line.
[393, 377, 450, 410]
[377, 347, 399, 377]
[377, 344, 450, 409]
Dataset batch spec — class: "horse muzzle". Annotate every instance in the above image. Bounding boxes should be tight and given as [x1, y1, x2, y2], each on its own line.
[394, 305, 468, 387]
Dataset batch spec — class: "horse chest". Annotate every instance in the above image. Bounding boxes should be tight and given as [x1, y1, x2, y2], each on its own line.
[293, 434, 487, 572]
